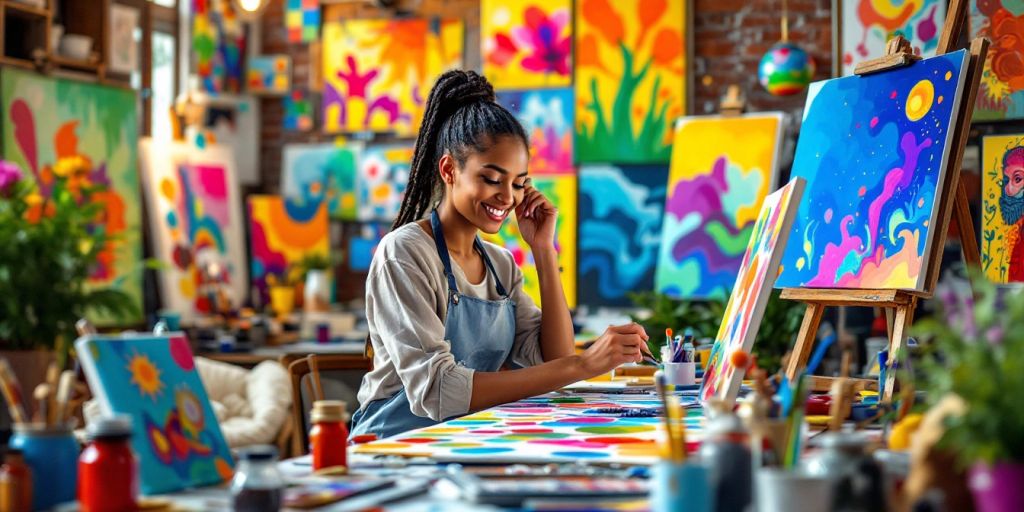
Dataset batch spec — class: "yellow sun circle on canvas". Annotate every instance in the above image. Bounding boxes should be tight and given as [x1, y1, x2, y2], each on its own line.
[127, 352, 164, 398]
[905, 80, 934, 122]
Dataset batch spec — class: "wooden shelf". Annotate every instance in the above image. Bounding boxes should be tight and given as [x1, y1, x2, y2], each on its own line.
[49, 53, 99, 71]
[4, 1, 50, 19]
[0, 55, 36, 69]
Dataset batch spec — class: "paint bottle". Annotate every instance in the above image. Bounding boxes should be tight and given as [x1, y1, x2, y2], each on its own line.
[310, 400, 348, 470]
[699, 410, 752, 512]
[0, 448, 32, 512]
[805, 432, 885, 511]
[230, 445, 283, 512]
[78, 416, 138, 512]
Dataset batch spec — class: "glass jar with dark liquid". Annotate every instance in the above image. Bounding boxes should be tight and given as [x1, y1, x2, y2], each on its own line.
[230, 445, 284, 512]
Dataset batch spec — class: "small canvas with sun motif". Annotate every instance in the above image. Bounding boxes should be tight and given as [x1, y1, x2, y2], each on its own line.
[76, 333, 234, 494]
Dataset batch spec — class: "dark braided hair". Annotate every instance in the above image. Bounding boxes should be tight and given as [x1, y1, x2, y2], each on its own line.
[391, 70, 529, 230]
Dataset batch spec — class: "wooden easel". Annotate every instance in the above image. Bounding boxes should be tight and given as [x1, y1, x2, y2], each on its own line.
[782, 0, 988, 402]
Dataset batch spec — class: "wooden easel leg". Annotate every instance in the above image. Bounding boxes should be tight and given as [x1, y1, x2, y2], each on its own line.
[955, 181, 981, 270]
[785, 303, 825, 384]
[883, 298, 917, 402]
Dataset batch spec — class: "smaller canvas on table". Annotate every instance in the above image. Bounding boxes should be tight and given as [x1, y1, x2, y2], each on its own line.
[76, 333, 234, 495]
[139, 140, 248, 323]
[248, 195, 330, 305]
[700, 178, 806, 404]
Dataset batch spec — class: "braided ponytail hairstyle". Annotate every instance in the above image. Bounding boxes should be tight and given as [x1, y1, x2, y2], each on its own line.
[391, 70, 529, 230]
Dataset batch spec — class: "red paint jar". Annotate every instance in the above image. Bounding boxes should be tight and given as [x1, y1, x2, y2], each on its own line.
[78, 416, 138, 512]
[309, 400, 348, 470]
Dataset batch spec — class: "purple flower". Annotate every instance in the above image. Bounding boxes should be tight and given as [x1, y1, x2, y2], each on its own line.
[0, 160, 22, 197]
[511, 7, 571, 77]
[985, 325, 1004, 345]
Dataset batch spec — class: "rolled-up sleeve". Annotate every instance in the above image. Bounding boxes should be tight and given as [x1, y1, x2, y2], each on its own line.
[367, 259, 475, 421]
[507, 265, 544, 368]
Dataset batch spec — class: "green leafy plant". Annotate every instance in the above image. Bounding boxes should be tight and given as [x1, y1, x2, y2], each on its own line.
[296, 252, 343, 275]
[0, 161, 137, 353]
[627, 290, 803, 372]
[912, 273, 1024, 466]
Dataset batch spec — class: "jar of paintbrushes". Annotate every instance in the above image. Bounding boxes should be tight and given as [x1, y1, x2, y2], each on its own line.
[651, 370, 712, 512]
[1, 359, 80, 510]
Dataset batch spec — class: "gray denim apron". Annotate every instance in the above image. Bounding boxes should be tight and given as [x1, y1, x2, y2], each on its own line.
[350, 210, 517, 439]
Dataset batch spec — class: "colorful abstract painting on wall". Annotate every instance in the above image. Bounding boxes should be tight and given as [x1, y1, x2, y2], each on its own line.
[776, 51, 969, 291]
[840, 0, 946, 76]
[481, 0, 572, 89]
[578, 165, 668, 307]
[982, 134, 1024, 283]
[282, 142, 359, 220]
[353, 392, 702, 464]
[322, 17, 463, 136]
[358, 144, 412, 222]
[286, 0, 320, 43]
[139, 141, 248, 322]
[349, 223, 388, 272]
[76, 334, 234, 495]
[246, 55, 290, 95]
[497, 89, 574, 175]
[192, 0, 246, 94]
[575, 0, 686, 163]
[482, 176, 577, 307]
[970, 0, 1024, 120]
[248, 195, 330, 304]
[656, 114, 784, 300]
[700, 178, 805, 404]
[284, 90, 314, 131]
[1, 69, 143, 324]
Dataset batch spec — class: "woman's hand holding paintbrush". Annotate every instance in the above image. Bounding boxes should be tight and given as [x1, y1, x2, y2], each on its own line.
[578, 323, 654, 376]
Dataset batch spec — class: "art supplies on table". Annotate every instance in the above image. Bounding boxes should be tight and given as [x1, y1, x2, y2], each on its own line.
[446, 470, 649, 507]
[352, 392, 705, 465]
[283, 478, 395, 509]
[75, 333, 235, 495]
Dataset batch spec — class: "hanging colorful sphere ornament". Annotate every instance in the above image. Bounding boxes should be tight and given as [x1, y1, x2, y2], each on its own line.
[758, 42, 816, 96]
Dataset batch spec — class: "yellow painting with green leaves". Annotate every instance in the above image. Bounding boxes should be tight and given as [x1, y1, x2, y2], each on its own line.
[482, 176, 576, 308]
[575, 0, 687, 163]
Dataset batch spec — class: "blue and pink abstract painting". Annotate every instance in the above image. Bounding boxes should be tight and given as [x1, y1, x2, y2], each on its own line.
[776, 50, 969, 290]
[496, 88, 574, 175]
[282, 143, 360, 220]
[578, 164, 668, 307]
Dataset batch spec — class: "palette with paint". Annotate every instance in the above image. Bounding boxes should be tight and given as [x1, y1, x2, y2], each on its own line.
[352, 393, 704, 465]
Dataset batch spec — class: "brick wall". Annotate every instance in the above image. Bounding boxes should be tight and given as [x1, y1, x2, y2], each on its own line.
[257, 0, 836, 189]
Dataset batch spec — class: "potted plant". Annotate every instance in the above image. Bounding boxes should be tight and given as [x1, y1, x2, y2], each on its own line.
[912, 274, 1024, 512]
[297, 252, 342, 313]
[0, 160, 137, 394]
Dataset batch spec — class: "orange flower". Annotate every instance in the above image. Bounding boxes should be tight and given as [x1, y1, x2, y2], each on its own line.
[989, 8, 1024, 92]
[577, 33, 609, 75]
[636, 0, 668, 48]
[581, 0, 623, 47]
[651, 28, 683, 68]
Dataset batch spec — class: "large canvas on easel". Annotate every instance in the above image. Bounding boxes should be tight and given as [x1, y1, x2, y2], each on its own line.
[776, 50, 970, 291]
[969, 0, 1024, 120]
[76, 334, 234, 495]
[655, 113, 785, 300]
[578, 164, 668, 307]
[139, 140, 248, 322]
[352, 393, 704, 465]
[481, 176, 577, 308]
[574, 0, 686, 163]
[1, 68, 143, 324]
[282, 142, 360, 220]
[481, 0, 572, 89]
[322, 17, 463, 136]
[982, 134, 1024, 283]
[839, 0, 946, 76]
[248, 195, 330, 306]
[699, 179, 805, 404]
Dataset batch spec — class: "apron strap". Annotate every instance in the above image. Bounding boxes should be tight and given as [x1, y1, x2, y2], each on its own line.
[430, 210, 510, 300]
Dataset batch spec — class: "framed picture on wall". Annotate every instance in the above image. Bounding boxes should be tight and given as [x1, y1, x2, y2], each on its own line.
[833, 0, 947, 76]
[109, 3, 140, 75]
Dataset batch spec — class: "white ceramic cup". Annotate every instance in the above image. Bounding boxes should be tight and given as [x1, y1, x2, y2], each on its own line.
[755, 467, 833, 512]
[663, 361, 696, 386]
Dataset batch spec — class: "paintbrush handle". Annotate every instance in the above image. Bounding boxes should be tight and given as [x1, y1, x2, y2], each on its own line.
[55, 370, 75, 424]
[0, 359, 28, 424]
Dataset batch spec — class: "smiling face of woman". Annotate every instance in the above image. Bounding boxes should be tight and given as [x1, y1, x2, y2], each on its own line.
[441, 135, 530, 234]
